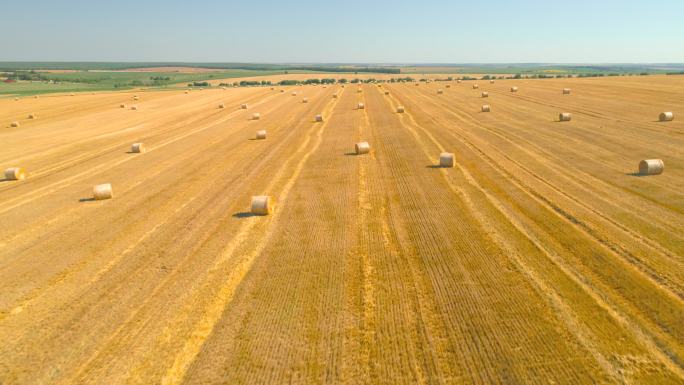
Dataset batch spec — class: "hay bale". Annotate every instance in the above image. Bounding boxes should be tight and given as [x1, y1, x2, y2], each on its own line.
[358, 102, 365, 110]
[131, 105, 138, 110]
[256, 130, 267, 140]
[292, 91, 297, 96]
[639, 159, 664, 175]
[133, 96, 139, 100]
[28, 114, 37, 119]
[473, 84, 479, 89]
[34, 95, 39, 99]
[280, 89, 285, 93]
[559, 112, 572, 122]
[659, 112, 674, 122]
[250, 195, 274, 215]
[131, 143, 145, 153]
[218, 103, 225, 109]
[439, 153, 454, 168]
[510, 86, 518, 92]
[397, 106, 405, 113]
[457, 79, 462, 83]
[93, 183, 113, 200]
[333, 94, 338, 98]
[14, 97, 19, 101]
[315, 114, 324, 122]
[446, 84, 451, 88]
[302, 98, 309, 103]
[120, 104, 126, 108]
[437, 89, 444, 94]
[184, 90, 189, 94]
[490, 80, 495, 84]
[563, 88, 571, 95]
[357, 88, 362, 93]
[4, 167, 26, 181]
[355, 141, 370, 155]
[241, 103, 248, 109]
[481, 92, 489, 98]
[252, 113, 261, 120]
[481, 104, 491, 112]
[384, 91, 390, 95]
[270, 87, 275, 90]
[10, 121, 19, 127]
[415, 83, 419, 86]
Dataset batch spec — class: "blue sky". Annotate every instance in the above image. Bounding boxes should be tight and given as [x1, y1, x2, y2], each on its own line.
[2, 0, 683, 63]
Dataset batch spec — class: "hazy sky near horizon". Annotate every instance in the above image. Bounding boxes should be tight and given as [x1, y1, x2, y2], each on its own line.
[2, 0, 683, 63]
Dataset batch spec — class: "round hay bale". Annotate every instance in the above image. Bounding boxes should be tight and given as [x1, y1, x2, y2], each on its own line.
[252, 113, 261, 120]
[241, 103, 248, 109]
[481, 92, 489, 98]
[218, 103, 225, 109]
[358, 102, 365, 110]
[131, 143, 145, 153]
[332, 94, 338, 98]
[4, 167, 26, 181]
[384, 91, 390, 95]
[133, 96, 139, 100]
[34, 95, 39, 99]
[415, 83, 419, 86]
[292, 92, 297, 96]
[131, 105, 138, 110]
[446, 84, 451, 88]
[120, 103, 126, 108]
[437, 89, 444, 94]
[250, 195, 274, 215]
[270, 87, 275, 90]
[280, 89, 285, 93]
[563, 88, 572, 95]
[639, 159, 664, 175]
[481, 104, 491, 112]
[28, 114, 37, 119]
[490, 80, 495, 84]
[559, 112, 572, 122]
[184, 90, 189, 94]
[473, 84, 479, 89]
[439, 152, 455, 168]
[341, 85, 345, 88]
[71, 93, 75, 96]
[315, 114, 324, 122]
[659, 112, 674, 122]
[457, 79, 462, 83]
[14, 97, 19, 101]
[357, 88, 362, 93]
[256, 130, 267, 140]
[93, 183, 113, 200]
[397, 106, 405, 113]
[510, 86, 518, 93]
[10, 121, 20, 127]
[355, 141, 370, 155]
[221, 87, 227, 90]
[302, 98, 309, 103]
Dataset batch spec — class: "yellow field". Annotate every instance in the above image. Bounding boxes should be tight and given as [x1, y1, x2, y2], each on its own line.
[0, 76, 682, 384]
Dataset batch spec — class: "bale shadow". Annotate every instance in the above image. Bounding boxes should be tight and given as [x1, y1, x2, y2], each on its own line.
[233, 211, 258, 218]
[626, 172, 645, 177]
[426, 165, 442, 169]
[79, 197, 97, 202]
[344, 152, 358, 156]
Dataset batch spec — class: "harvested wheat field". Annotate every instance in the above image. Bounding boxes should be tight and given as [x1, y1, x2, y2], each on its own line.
[0, 76, 683, 385]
